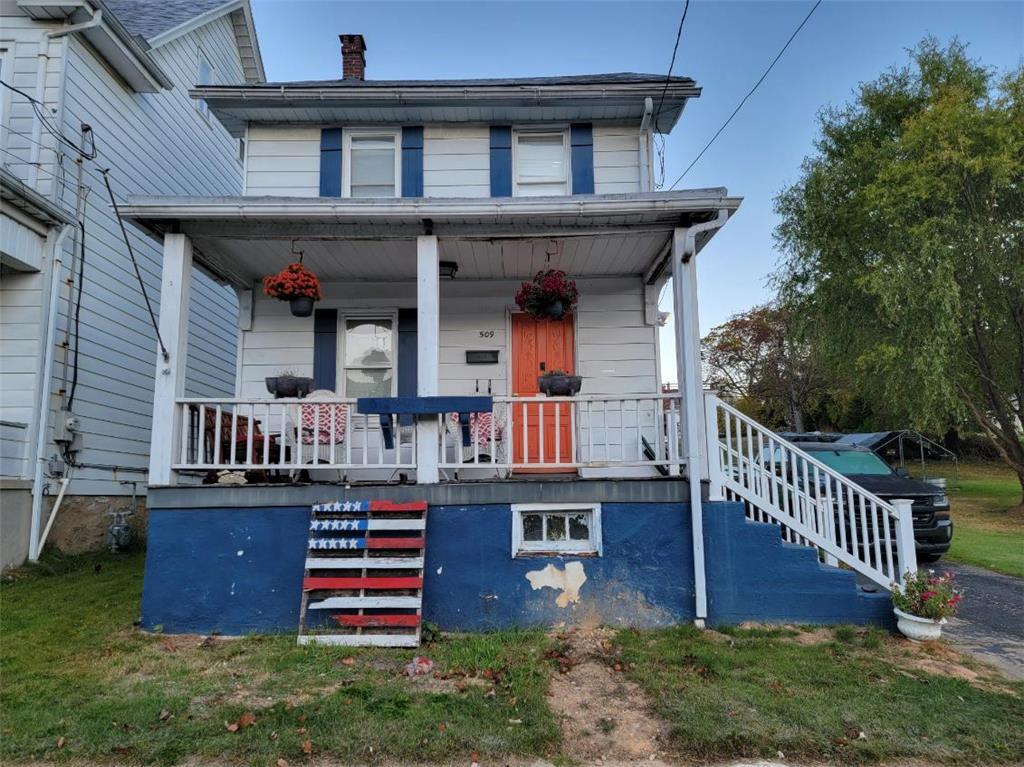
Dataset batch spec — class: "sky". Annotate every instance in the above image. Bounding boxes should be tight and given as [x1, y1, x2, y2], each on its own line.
[249, 0, 1023, 382]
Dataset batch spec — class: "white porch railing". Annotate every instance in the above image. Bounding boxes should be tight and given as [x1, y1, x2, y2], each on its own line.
[173, 398, 416, 473]
[438, 394, 685, 473]
[706, 394, 917, 590]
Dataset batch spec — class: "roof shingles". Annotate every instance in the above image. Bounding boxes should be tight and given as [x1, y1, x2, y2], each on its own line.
[102, 0, 230, 42]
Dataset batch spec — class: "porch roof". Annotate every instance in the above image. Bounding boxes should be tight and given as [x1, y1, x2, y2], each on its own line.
[120, 191, 741, 287]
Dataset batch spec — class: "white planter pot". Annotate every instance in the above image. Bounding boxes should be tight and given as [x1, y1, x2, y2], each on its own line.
[894, 607, 946, 641]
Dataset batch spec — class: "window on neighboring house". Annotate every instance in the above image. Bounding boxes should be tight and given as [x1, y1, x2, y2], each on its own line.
[343, 130, 399, 197]
[511, 504, 602, 556]
[341, 316, 395, 398]
[238, 138, 246, 164]
[196, 50, 213, 118]
[514, 130, 569, 196]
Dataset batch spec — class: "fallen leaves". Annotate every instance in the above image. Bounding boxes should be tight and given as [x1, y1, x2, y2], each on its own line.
[301, 739, 313, 754]
[56, 736, 66, 749]
[225, 711, 256, 732]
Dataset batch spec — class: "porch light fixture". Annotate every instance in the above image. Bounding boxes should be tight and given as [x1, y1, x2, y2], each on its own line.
[439, 261, 459, 279]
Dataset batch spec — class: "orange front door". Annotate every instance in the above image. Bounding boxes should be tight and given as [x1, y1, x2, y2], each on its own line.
[510, 313, 575, 471]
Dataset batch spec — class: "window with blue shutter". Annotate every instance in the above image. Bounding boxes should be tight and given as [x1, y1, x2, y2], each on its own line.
[570, 124, 594, 195]
[319, 128, 343, 197]
[313, 309, 338, 390]
[401, 127, 424, 197]
[489, 126, 512, 197]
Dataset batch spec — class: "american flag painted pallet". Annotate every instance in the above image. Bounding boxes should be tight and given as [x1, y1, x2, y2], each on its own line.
[297, 500, 428, 648]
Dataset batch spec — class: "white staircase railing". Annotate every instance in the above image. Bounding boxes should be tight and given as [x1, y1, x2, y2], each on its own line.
[706, 394, 917, 591]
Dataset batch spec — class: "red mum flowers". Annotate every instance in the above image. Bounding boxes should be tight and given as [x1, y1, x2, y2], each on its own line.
[514, 268, 579, 319]
[263, 263, 322, 301]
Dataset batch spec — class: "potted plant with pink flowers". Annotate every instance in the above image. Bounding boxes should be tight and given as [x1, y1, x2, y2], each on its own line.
[514, 268, 579, 320]
[891, 569, 962, 641]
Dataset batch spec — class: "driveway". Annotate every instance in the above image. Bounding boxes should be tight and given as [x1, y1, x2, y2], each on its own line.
[941, 562, 1024, 679]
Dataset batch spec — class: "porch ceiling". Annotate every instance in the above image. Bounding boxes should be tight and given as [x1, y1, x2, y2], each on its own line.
[119, 191, 741, 287]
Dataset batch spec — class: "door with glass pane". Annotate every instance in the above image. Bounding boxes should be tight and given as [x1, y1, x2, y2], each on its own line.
[341, 317, 395, 397]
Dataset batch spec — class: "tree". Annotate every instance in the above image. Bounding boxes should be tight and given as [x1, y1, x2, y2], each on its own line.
[774, 39, 1024, 501]
[702, 303, 828, 431]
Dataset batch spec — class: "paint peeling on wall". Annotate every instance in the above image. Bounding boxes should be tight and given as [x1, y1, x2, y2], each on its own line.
[526, 561, 587, 607]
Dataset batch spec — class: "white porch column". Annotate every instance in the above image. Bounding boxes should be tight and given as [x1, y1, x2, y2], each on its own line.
[416, 234, 440, 484]
[672, 227, 707, 622]
[148, 233, 192, 487]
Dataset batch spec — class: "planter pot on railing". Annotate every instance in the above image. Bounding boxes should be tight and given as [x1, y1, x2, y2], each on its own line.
[894, 608, 946, 641]
[265, 376, 315, 398]
[537, 373, 582, 397]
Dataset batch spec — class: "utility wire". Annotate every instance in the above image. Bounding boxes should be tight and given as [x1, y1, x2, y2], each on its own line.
[100, 168, 169, 362]
[653, 0, 691, 189]
[0, 79, 96, 160]
[668, 0, 823, 189]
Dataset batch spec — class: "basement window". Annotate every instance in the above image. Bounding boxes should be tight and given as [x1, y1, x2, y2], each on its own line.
[511, 503, 601, 556]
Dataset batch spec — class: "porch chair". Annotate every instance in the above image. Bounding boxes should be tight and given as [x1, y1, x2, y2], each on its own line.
[446, 407, 507, 469]
[196, 405, 280, 466]
[298, 389, 349, 480]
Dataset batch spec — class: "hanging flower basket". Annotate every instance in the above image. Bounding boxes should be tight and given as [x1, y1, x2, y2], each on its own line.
[515, 269, 579, 320]
[263, 263, 322, 317]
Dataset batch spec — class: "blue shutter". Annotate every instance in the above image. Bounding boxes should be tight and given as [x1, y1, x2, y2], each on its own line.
[397, 309, 417, 425]
[319, 128, 342, 197]
[489, 126, 512, 197]
[313, 309, 338, 390]
[570, 123, 594, 195]
[401, 127, 424, 197]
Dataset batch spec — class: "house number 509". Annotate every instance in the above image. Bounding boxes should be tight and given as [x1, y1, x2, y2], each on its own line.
[479, 330, 495, 338]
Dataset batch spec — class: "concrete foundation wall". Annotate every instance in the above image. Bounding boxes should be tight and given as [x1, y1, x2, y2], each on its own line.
[139, 487, 894, 635]
[0, 481, 32, 570]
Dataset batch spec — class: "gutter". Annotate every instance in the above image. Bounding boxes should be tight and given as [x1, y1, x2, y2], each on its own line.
[28, 222, 73, 562]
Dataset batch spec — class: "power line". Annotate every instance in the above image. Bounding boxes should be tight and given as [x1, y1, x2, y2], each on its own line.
[0, 79, 96, 160]
[668, 0, 823, 189]
[653, 0, 691, 189]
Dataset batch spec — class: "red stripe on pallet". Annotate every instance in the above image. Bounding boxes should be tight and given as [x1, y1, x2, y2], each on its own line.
[332, 614, 421, 628]
[304, 576, 423, 591]
[366, 537, 425, 549]
[369, 501, 428, 512]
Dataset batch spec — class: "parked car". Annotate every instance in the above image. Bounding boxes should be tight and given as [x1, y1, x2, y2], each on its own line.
[763, 442, 953, 563]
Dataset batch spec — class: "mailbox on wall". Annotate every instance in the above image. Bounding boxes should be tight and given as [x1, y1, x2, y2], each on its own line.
[466, 350, 500, 365]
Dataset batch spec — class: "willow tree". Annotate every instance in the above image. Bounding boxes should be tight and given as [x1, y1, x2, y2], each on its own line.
[774, 39, 1024, 501]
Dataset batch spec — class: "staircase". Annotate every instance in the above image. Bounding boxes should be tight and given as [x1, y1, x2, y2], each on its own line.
[297, 500, 428, 647]
[705, 394, 917, 592]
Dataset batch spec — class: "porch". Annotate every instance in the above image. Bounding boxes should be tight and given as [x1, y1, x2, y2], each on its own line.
[123, 192, 741, 488]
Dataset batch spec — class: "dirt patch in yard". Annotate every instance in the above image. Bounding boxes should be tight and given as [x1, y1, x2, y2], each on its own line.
[546, 628, 668, 763]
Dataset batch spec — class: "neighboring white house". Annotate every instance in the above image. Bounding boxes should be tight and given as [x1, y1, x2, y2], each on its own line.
[0, 0, 265, 567]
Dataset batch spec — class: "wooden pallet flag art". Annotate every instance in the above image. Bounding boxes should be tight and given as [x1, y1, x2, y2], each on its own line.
[297, 500, 428, 647]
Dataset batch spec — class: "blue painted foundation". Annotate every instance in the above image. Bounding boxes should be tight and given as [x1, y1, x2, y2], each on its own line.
[140, 497, 892, 635]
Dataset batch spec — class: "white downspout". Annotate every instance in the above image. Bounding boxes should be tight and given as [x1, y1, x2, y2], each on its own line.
[672, 210, 728, 627]
[29, 223, 73, 561]
[638, 97, 653, 192]
[45, 8, 103, 39]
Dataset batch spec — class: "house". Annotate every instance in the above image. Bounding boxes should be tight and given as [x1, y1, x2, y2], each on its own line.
[0, 0, 264, 569]
[124, 34, 918, 639]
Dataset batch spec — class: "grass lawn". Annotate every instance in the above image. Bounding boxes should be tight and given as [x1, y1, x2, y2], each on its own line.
[3, 552, 1024, 766]
[915, 461, 1024, 577]
[616, 625, 1024, 765]
[0, 553, 559, 766]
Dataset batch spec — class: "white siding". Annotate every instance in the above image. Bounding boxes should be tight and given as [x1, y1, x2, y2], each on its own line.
[245, 126, 321, 196]
[0, 268, 45, 477]
[423, 125, 490, 198]
[238, 278, 657, 400]
[242, 123, 644, 199]
[593, 125, 641, 195]
[44, 16, 246, 494]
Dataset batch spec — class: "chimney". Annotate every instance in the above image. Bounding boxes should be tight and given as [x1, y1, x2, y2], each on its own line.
[340, 34, 366, 80]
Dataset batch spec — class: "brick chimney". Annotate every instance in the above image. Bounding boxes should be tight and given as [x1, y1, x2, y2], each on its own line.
[340, 34, 366, 80]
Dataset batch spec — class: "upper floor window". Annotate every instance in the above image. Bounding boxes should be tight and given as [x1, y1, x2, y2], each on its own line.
[514, 130, 568, 196]
[196, 49, 213, 118]
[343, 130, 400, 197]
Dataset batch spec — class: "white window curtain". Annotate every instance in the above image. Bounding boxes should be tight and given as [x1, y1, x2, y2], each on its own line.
[349, 135, 397, 197]
[515, 132, 568, 196]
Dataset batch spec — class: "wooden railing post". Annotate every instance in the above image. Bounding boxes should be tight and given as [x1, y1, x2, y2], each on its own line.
[892, 498, 917, 588]
[703, 391, 724, 500]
